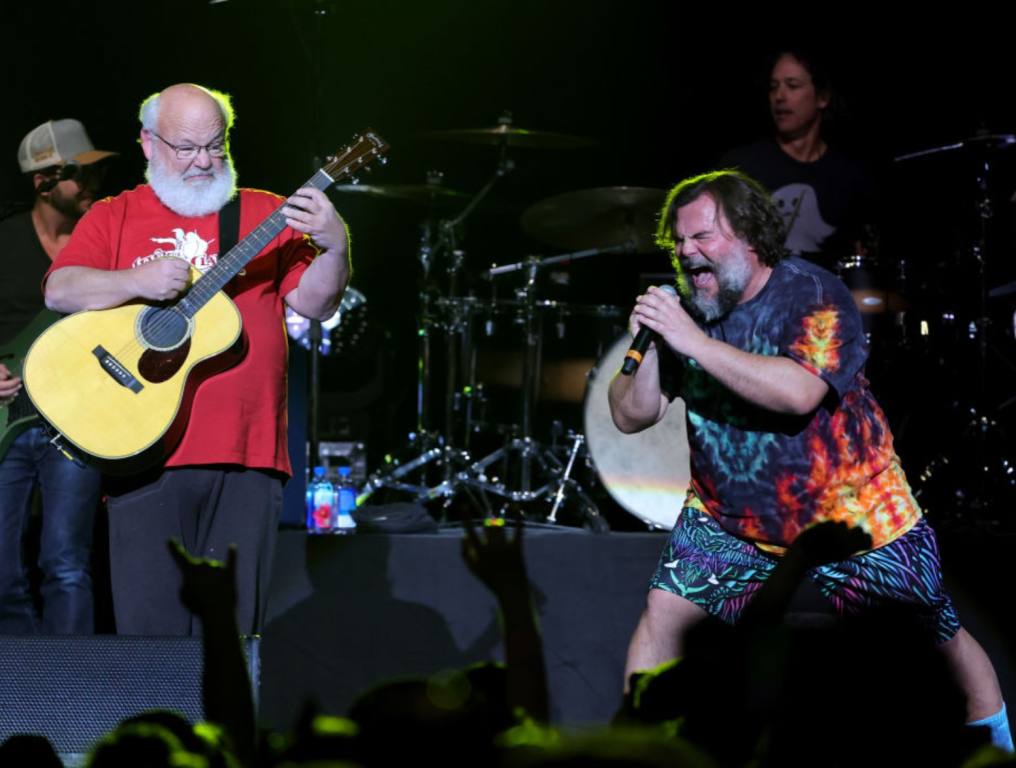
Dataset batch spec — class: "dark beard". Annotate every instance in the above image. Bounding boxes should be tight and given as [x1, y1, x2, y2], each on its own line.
[46, 188, 88, 221]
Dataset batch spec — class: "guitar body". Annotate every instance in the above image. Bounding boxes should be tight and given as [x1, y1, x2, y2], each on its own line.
[23, 286, 243, 474]
[0, 308, 61, 459]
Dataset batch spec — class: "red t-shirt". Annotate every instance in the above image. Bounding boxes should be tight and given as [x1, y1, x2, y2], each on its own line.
[47, 184, 314, 475]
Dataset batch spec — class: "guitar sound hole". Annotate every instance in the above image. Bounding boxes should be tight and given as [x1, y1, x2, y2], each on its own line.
[138, 307, 190, 351]
[138, 339, 191, 383]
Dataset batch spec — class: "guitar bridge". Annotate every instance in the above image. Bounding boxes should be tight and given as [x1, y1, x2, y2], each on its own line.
[92, 345, 144, 393]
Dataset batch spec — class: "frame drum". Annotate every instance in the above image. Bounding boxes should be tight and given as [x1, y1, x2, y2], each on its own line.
[583, 334, 690, 530]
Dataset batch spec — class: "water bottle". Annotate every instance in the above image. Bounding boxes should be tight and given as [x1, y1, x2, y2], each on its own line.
[305, 466, 334, 534]
[334, 465, 358, 535]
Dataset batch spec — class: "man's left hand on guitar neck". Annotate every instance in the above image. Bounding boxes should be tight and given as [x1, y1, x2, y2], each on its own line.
[282, 186, 348, 255]
[282, 186, 351, 322]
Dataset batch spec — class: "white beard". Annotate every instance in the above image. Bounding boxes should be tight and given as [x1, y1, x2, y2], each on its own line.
[146, 152, 237, 217]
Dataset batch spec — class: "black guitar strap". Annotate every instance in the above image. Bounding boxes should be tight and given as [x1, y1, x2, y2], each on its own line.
[216, 195, 247, 359]
[218, 194, 241, 256]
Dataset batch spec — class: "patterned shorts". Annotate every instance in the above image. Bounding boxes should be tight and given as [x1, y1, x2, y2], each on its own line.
[649, 508, 961, 644]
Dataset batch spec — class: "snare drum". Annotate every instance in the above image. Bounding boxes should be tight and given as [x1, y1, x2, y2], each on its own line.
[583, 334, 690, 530]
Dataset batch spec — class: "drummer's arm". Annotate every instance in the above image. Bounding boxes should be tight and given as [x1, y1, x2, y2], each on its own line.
[608, 344, 669, 433]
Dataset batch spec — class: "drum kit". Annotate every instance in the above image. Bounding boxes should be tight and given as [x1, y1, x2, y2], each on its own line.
[882, 131, 1016, 529]
[316, 114, 690, 530]
[300, 117, 1016, 532]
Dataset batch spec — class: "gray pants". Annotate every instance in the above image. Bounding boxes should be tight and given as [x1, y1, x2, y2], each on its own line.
[106, 466, 283, 636]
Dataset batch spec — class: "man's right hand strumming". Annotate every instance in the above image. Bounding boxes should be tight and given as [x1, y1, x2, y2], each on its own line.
[129, 257, 192, 301]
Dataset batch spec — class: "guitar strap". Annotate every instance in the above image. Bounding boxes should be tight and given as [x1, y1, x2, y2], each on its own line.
[218, 194, 241, 255]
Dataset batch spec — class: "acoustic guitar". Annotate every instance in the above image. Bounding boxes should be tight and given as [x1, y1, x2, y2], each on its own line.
[23, 130, 388, 474]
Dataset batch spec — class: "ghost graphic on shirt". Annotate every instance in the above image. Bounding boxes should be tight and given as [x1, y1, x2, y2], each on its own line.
[771, 183, 835, 255]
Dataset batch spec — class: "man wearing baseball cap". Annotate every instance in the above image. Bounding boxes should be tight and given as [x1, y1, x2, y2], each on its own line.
[0, 118, 116, 634]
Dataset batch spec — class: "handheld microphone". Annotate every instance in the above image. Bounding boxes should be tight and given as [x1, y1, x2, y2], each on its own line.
[621, 284, 677, 376]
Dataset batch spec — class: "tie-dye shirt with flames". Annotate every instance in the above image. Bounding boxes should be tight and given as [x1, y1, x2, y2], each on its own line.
[659, 257, 920, 553]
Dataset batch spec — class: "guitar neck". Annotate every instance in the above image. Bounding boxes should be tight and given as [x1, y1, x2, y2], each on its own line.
[178, 167, 336, 317]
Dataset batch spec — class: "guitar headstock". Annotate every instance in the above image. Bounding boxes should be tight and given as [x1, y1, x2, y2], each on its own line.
[321, 129, 390, 183]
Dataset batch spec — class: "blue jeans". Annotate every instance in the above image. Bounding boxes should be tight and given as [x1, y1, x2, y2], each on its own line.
[0, 426, 100, 633]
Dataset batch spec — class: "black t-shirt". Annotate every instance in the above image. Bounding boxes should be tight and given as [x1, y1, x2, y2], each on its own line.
[0, 211, 51, 346]
[720, 139, 877, 268]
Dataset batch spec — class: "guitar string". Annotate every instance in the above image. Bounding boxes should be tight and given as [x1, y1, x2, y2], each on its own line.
[109, 212, 286, 361]
[105, 147, 380, 373]
[110, 167, 331, 360]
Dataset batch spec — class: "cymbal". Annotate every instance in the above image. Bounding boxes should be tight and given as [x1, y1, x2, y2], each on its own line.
[521, 186, 667, 252]
[331, 183, 469, 203]
[894, 133, 1016, 162]
[423, 125, 596, 149]
[964, 133, 1016, 148]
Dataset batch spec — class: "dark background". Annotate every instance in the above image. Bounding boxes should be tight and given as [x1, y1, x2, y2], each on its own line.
[5, 0, 1016, 726]
[5, 2, 1015, 196]
[5, 0, 1016, 515]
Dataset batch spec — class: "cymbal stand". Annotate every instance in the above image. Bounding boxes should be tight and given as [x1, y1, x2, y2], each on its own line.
[435, 152, 514, 446]
[414, 173, 440, 438]
[357, 156, 514, 509]
[461, 245, 626, 526]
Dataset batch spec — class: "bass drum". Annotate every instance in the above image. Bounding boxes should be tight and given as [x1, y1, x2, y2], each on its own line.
[583, 334, 690, 530]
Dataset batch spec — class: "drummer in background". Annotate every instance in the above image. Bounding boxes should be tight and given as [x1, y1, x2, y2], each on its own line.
[719, 46, 878, 271]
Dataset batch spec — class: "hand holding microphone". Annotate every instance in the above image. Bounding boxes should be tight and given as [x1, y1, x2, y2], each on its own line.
[621, 284, 677, 375]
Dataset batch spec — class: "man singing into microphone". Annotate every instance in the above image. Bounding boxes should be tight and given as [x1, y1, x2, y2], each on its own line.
[607, 170, 1011, 748]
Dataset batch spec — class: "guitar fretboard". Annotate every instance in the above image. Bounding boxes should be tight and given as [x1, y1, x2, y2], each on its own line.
[178, 168, 335, 317]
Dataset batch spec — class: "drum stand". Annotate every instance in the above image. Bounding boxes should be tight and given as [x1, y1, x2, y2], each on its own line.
[358, 236, 619, 528]
[357, 157, 515, 512]
[901, 140, 1016, 529]
[457, 248, 627, 529]
[357, 119, 620, 527]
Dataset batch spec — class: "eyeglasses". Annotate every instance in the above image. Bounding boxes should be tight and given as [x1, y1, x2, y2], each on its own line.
[149, 130, 228, 160]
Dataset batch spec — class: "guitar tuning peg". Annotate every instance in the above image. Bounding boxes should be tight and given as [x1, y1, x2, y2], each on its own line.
[350, 177, 360, 185]
[379, 156, 389, 166]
